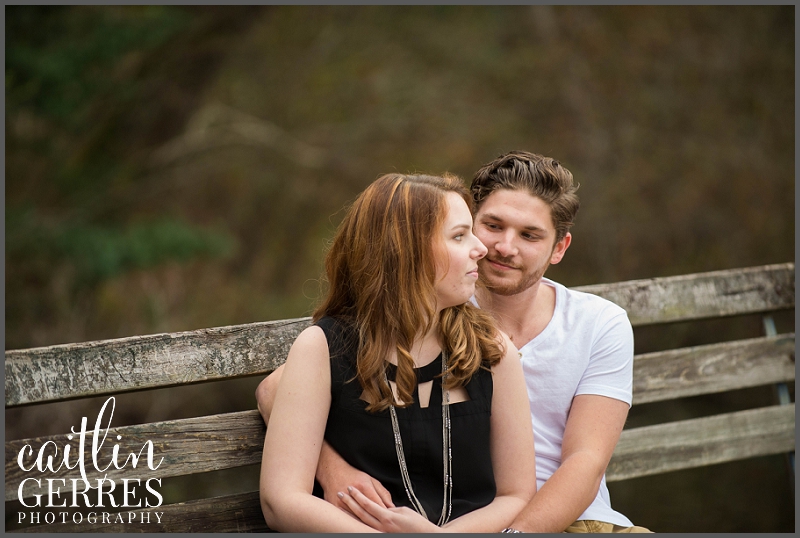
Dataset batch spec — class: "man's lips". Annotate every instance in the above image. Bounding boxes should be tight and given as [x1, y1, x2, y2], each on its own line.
[483, 258, 519, 271]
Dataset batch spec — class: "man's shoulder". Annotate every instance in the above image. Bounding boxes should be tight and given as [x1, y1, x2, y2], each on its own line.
[546, 277, 629, 320]
[545, 279, 634, 371]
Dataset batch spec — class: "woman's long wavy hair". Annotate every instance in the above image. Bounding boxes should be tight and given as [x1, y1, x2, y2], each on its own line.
[313, 173, 505, 412]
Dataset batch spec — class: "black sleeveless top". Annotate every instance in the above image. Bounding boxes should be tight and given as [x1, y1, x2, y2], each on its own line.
[313, 316, 496, 523]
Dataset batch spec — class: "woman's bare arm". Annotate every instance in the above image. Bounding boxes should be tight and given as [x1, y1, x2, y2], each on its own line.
[259, 326, 379, 532]
[256, 362, 394, 511]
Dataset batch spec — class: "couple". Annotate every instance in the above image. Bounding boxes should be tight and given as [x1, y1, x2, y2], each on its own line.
[257, 151, 650, 533]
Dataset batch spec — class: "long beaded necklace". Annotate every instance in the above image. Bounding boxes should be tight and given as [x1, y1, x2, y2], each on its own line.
[386, 351, 453, 527]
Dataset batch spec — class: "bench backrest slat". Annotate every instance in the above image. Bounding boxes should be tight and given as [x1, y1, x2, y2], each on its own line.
[5, 410, 264, 502]
[632, 333, 795, 404]
[16, 403, 794, 532]
[607, 404, 795, 482]
[574, 263, 794, 326]
[4, 318, 311, 408]
[5, 264, 794, 408]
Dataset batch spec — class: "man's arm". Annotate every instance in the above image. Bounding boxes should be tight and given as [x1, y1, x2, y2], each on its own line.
[255, 364, 394, 510]
[510, 394, 628, 532]
[511, 306, 634, 532]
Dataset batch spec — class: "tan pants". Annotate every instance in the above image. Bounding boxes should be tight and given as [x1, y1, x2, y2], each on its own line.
[564, 520, 653, 533]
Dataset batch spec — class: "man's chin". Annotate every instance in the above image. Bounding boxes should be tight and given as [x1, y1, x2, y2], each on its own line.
[479, 270, 545, 296]
[478, 276, 526, 296]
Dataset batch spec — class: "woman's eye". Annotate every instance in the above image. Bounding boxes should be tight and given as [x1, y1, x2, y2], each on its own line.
[454, 234, 464, 241]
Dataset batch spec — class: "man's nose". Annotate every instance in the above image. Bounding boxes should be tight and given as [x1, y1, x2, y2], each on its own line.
[495, 232, 517, 257]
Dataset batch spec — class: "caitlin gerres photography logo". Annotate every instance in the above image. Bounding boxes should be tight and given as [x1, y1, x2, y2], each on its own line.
[15, 397, 165, 528]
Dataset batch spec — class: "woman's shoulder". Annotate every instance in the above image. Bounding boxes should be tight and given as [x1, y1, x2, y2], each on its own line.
[314, 314, 355, 330]
[314, 315, 357, 344]
[292, 324, 328, 350]
[312, 315, 359, 370]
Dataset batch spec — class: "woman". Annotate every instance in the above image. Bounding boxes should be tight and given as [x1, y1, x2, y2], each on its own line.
[260, 173, 536, 532]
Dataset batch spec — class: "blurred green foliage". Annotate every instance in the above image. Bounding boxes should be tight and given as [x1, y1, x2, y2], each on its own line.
[7, 6, 187, 123]
[7, 208, 234, 284]
[6, 6, 247, 347]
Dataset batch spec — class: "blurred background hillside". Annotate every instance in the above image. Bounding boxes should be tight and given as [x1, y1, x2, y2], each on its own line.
[5, 5, 794, 532]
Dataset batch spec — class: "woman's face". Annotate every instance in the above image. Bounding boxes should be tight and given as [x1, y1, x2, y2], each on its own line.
[433, 192, 488, 310]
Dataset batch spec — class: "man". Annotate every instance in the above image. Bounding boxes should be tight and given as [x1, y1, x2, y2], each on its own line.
[256, 150, 649, 533]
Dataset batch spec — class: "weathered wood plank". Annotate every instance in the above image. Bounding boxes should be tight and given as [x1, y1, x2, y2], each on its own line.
[5, 263, 793, 407]
[11, 406, 796, 531]
[574, 263, 794, 326]
[6, 410, 265, 502]
[632, 334, 795, 404]
[607, 404, 795, 482]
[5, 366, 793, 500]
[13, 490, 271, 533]
[5, 317, 312, 407]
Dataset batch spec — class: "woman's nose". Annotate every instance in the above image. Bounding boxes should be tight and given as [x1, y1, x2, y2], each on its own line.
[473, 238, 488, 259]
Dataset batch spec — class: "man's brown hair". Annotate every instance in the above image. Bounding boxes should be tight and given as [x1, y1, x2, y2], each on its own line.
[471, 150, 580, 243]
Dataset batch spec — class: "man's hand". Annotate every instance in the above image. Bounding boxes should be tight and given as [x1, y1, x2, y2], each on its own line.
[317, 442, 394, 512]
[255, 364, 285, 424]
[337, 486, 437, 533]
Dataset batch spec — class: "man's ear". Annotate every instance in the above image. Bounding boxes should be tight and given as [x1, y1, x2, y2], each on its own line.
[550, 232, 571, 265]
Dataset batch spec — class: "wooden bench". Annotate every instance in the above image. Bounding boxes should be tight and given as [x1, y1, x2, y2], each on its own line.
[5, 262, 794, 532]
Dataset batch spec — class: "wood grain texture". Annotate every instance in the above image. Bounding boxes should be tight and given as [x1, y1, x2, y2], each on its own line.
[574, 263, 794, 326]
[6, 410, 265, 502]
[5, 317, 311, 407]
[632, 334, 795, 404]
[8, 398, 795, 501]
[5, 264, 793, 407]
[13, 490, 271, 533]
[12, 406, 795, 531]
[607, 404, 795, 482]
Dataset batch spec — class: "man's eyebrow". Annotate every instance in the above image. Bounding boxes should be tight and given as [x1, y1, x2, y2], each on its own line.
[479, 212, 547, 232]
[479, 212, 505, 222]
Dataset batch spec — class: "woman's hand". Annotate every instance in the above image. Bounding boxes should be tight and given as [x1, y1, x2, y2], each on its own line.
[337, 486, 441, 533]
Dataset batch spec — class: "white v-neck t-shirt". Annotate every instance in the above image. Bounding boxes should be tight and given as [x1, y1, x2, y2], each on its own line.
[473, 277, 634, 526]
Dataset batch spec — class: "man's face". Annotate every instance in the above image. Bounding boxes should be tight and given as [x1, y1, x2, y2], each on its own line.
[473, 189, 570, 296]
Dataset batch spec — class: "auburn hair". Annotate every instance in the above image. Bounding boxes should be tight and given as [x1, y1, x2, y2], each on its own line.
[313, 173, 504, 412]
